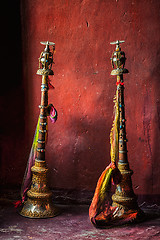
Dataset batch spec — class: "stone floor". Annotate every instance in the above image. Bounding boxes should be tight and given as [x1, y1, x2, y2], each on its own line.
[0, 201, 160, 240]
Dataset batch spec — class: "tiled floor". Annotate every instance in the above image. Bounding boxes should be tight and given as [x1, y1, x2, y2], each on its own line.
[0, 201, 160, 240]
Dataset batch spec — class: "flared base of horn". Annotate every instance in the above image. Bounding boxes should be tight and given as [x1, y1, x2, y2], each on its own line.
[20, 193, 59, 218]
[112, 162, 145, 222]
[20, 160, 60, 218]
[112, 195, 144, 223]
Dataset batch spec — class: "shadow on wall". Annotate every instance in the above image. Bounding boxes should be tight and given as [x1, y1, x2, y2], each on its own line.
[0, 0, 25, 186]
[47, 112, 117, 196]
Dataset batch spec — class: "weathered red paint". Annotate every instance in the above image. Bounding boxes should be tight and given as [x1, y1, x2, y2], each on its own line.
[1, 0, 160, 202]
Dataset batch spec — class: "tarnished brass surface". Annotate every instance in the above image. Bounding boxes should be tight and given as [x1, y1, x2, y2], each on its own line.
[20, 197, 59, 218]
[110, 40, 129, 76]
[112, 163, 138, 212]
[37, 68, 54, 76]
[111, 68, 129, 76]
[110, 41, 144, 220]
[20, 41, 59, 218]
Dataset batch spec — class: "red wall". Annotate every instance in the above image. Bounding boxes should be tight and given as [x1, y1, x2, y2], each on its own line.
[1, 0, 160, 201]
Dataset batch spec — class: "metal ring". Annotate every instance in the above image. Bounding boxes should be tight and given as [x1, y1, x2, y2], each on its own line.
[41, 84, 48, 88]
[40, 116, 47, 119]
[40, 122, 47, 126]
[37, 140, 46, 143]
[39, 129, 47, 133]
[39, 105, 48, 109]
[119, 150, 128, 153]
[37, 148, 45, 152]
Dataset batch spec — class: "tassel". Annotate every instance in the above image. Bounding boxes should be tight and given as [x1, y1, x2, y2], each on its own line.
[48, 77, 55, 89]
[13, 200, 22, 208]
[89, 162, 122, 226]
[89, 88, 121, 227]
[47, 104, 57, 123]
[89, 164, 114, 224]
[20, 105, 57, 202]
[20, 118, 40, 201]
[48, 80, 55, 89]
